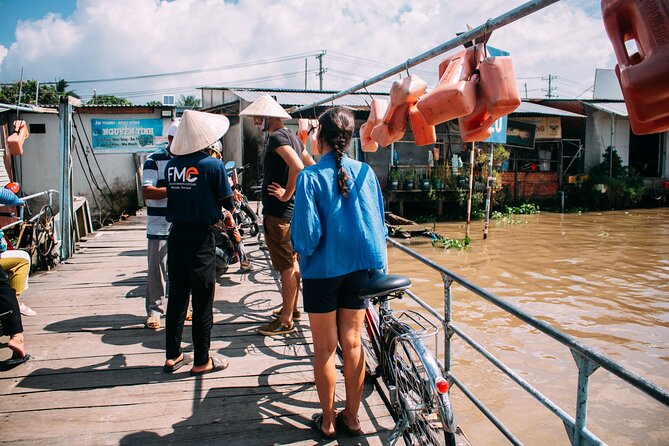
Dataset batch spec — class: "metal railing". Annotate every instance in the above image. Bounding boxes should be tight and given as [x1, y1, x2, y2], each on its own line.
[386, 236, 669, 446]
[1, 189, 59, 231]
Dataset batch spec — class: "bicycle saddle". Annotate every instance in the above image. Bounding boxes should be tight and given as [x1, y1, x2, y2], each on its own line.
[359, 273, 411, 299]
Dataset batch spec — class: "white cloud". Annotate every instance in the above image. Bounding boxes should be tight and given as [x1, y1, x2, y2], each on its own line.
[0, 0, 616, 103]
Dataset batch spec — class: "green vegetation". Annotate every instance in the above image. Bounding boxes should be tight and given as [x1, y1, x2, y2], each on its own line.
[87, 94, 132, 106]
[146, 100, 163, 106]
[431, 234, 470, 250]
[178, 95, 201, 108]
[0, 79, 63, 105]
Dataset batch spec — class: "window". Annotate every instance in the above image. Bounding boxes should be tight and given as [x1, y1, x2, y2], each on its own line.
[162, 95, 175, 106]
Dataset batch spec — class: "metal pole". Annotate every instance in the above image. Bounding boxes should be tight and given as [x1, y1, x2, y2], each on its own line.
[58, 97, 74, 260]
[304, 58, 308, 90]
[289, 0, 560, 114]
[483, 143, 494, 239]
[443, 275, 453, 373]
[465, 142, 475, 240]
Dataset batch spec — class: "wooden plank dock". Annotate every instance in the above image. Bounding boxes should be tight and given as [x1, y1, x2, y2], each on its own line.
[0, 214, 398, 445]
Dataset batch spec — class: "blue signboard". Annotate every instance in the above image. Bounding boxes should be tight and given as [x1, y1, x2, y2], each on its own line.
[485, 116, 508, 144]
[91, 118, 166, 151]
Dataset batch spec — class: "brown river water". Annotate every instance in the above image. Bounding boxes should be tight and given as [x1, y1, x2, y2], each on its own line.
[385, 208, 669, 445]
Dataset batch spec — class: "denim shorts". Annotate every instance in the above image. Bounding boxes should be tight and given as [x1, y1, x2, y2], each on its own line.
[302, 269, 372, 313]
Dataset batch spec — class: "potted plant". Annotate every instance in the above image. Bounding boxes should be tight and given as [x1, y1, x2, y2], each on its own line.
[431, 165, 445, 190]
[420, 173, 431, 191]
[403, 169, 416, 190]
[388, 169, 401, 190]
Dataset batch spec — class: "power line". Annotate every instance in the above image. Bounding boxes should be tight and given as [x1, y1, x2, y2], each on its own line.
[44, 52, 319, 85]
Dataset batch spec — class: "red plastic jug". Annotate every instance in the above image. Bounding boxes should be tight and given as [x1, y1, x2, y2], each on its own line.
[417, 46, 481, 126]
[7, 120, 29, 155]
[409, 104, 436, 146]
[459, 56, 520, 142]
[602, 0, 669, 134]
[361, 99, 389, 152]
[371, 103, 410, 147]
[297, 118, 310, 145]
[307, 119, 321, 155]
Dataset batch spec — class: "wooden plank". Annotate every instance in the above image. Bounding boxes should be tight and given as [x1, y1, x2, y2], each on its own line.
[0, 214, 404, 445]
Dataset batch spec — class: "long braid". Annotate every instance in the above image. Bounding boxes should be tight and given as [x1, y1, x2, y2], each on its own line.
[318, 107, 355, 199]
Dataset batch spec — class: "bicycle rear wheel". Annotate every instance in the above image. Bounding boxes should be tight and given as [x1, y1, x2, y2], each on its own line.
[388, 324, 456, 446]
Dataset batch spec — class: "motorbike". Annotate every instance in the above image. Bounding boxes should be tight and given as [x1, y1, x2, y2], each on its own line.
[224, 161, 260, 238]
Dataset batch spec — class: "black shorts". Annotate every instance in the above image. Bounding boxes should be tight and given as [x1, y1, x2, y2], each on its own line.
[303, 270, 372, 313]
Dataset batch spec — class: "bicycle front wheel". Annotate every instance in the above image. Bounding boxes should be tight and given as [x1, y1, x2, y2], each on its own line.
[388, 326, 456, 446]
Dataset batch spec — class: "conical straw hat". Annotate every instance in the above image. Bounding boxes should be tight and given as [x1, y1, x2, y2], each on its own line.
[239, 93, 292, 119]
[171, 110, 230, 156]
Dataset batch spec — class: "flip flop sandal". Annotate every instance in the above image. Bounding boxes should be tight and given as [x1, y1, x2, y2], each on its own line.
[0, 353, 31, 371]
[311, 412, 337, 439]
[145, 315, 161, 330]
[162, 353, 192, 373]
[189, 356, 229, 376]
[336, 410, 365, 437]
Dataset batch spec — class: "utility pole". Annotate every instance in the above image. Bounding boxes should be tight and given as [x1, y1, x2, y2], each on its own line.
[316, 50, 327, 91]
[304, 58, 308, 90]
[542, 74, 557, 98]
[524, 82, 528, 99]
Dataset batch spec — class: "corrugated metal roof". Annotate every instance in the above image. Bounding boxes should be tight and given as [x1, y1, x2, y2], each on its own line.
[228, 89, 388, 109]
[513, 101, 585, 117]
[585, 101, 628, 117]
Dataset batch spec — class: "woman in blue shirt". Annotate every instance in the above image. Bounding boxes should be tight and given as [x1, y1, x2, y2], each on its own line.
[291, 107, 387, 438]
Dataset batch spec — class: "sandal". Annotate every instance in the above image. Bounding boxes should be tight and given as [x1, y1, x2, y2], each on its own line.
[311, 412, 336, 439]
[189, 356, 229, 376]
[145, 314, 161, 330]
[336, 410, 365, 437]
[163, 353, 192, 373]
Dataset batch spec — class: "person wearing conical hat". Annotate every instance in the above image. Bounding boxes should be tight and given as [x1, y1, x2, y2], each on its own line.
[239, 94, 314, 336]
[163, 110, 234, 376]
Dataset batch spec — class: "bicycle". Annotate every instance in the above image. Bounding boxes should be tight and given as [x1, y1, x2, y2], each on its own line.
[356, 271, 457, 446]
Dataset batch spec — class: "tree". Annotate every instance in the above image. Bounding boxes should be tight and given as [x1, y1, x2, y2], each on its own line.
[55, 79, 80, 98]
[86, 94, 132, 106]
[146, 100, 163, 106]
[0, 80, 61, 105]
[177, 94, 200, 108]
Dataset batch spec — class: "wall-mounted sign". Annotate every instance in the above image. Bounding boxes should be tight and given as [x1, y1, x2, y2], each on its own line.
[91, 118, 166, 151]
[485, 116, 508, 144]
[506, 120, 536, 149]
[513, 116, 562, 140]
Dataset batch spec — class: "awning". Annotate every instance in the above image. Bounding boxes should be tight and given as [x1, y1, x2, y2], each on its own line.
[584, 101, 628, 117]
[512, 101, 585, 118]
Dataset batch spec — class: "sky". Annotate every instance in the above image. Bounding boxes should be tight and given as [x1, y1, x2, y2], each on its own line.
[0, 0, 617, 104]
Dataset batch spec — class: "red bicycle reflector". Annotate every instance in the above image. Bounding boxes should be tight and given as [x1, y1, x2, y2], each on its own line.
[435, 377, 449, 394]
[5, 182, 20, 194]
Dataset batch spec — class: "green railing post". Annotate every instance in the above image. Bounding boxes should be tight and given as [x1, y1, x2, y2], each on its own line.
[570, 350, 600, 446]
[443, 274, 453, 373]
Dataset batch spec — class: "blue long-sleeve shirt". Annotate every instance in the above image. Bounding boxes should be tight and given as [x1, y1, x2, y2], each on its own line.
[291, 151, 387, 279]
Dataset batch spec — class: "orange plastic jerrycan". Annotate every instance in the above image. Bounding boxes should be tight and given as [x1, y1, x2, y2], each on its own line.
[417, 46, 481, 126]
[7, 120, 29, 155]
[361, 99, 389, 152]
[372, 102, 410, 147]
[297, 118, 310, 145]
[383, 75, 428, 122]
[409, 104, 436, 146]
[459, 56, 520, 142]
[602, 0, 669, 134]
[307, 119, 321, 155]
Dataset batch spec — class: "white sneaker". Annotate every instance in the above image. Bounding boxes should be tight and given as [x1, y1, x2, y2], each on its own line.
[19, 302, 37, 316]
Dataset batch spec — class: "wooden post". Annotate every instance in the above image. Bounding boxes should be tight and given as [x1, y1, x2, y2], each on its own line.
[465, 142, 475, 240]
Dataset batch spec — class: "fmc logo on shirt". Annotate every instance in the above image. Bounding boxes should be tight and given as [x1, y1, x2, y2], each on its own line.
[168, 166, 199, 183]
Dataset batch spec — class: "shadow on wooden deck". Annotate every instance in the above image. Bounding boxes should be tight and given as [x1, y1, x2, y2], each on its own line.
[0, 215, 397, 445]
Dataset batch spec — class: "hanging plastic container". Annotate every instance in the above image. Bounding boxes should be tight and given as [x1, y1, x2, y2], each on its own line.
[459, 55, 520, 142]
[409, 104, 436, 146]
[7, 120, 29, 156]
[297, 118, 310, 145]
[307, 119, 321, 155]
[602, 0, 669, 134]
[371, 103, 410, 147]
[417, 46, 481, 126]
[360, 122, 377, 152]
[361, 99, 389, 152]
